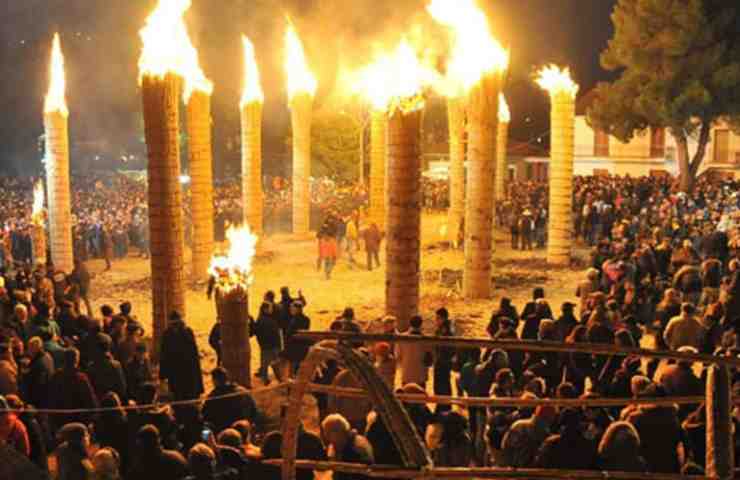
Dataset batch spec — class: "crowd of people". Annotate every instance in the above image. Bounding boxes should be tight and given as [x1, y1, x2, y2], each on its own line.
[2, 172, 740, 479]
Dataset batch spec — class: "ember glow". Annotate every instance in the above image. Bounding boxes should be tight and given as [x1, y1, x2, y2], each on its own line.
[499, 93, 510, 123]
[536, 65, 579, 98]
[138, 0, 214, 101]
[240, 36, 264, 106]
[354, 39, 436, 113]
[209, 225, 258, 288]
[285, 22, 317, 101]
[32, 181, 45, 225]
[44, 33, 68, 117]
[427, 0, 508, 97]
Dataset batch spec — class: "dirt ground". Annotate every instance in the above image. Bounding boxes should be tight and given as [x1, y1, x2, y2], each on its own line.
[87, 212, 590, 429]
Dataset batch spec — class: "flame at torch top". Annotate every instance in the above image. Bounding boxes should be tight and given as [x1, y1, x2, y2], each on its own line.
[32, 181, 45, 226]
[209, 225, 258, 289]
[44, 33, 68, 117]
[498, 93, 510, 123]
[536, 65, 579, 98]
[138, 0, 213, 101]
[353, 39, 437, 114]
[285, 21, 317, 102]
[427, 0, 508, 98]
[240, 36, 264, 106]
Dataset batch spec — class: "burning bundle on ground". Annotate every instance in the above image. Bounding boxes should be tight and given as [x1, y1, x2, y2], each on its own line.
[30, 181, 47, 267]
[138, 0, 192, 349]
[241, 36, 264, 236]
[285, 22, 317, 237]
[43, 33, 73, 273]
[209, 226, 258, 388]
[183, 41, 215, 282]
[537, 65, 579, 266]
[428, 0, 509, 299]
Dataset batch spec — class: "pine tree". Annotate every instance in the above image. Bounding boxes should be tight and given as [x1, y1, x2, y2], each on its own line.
[588, 0, 740, 191]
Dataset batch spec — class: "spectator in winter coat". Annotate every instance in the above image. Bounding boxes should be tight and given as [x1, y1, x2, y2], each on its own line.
[362, 223, 383, 271]
[0, 395, 30, 457]
[127, 425, 189, 480]
[663, 303, 706, 351]
[0, 342, 18, 396]
[597, 421, 648, 472]
[203, 367, 258, 434]
[534, 407, 597, 470]
[395, 316, 431, 388]
[87, 333, 128, 403]
[322, 414, 374, 480]
[252, 301, 282, 385]
[56, 423, 94, 480]
[22, 337, 54, 409]
[124, 343, 153, 402]
[49, 348, 99, 431]
[4, 395, 47, 471]
[425, 411, 472, 467]
[486, 297, 519, 337]
[159, 311, 203, 401]
[501, 406, 557, 468]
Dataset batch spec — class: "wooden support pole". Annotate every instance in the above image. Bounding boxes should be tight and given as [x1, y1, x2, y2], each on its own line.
[187, 90, 215, 282]
[141, 73, 187, 357]
[30, 224, 47, 267]
[446, 97, 466, 244]
[386, 109, 422, 331]
[547, 89, 575, 266]
[369, 110, 388, 230]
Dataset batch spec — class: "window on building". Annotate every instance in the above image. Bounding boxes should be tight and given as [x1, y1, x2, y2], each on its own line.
[650, 128, 666, 158]
[594, 129, 609, 157]
[714, 129, 730, 164]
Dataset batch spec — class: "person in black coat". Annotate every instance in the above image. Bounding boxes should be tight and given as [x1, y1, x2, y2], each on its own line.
[284, 302, 311, 374]
[127, 425, 189, 480]
[93, 392, 131, 473]
[251, 302, 282, 385]
[277, 287, 306, 338]
[202, 367, 258, 434]
[159, 311, 204, 401]
[87, 333, 128, 403]
[432, 308, 455, 414]
[487, 298, 519, 338]
[22, 337, 54, 410]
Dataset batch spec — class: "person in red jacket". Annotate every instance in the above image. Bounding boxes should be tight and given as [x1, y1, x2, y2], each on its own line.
[0, 395, 30, 457]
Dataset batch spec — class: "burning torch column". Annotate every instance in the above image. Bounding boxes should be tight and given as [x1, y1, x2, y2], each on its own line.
[138, 0, 191, 351]
[369, 110, 387, 229]
[386, 108, 423, 331]
[210, 227, 257, 388]
[30, 181, 47, 267]
[186, 84, 215, 282]
[43, 34, 74, 273]
[463, 73, 500, 299]
[285, 24, 317, 237]
[537, 66, 579, 266]
[446, 97, 466, 245]
[241, 37, 264, 235]
[495, 94, 510, 202]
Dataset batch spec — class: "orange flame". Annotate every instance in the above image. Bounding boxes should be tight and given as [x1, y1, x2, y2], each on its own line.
[44, 33, 68, 116]
[353, 39, 436, 113]
[427, 0, 508, 97]
[240, 36, 264, 106]
[498, 93, 510, 123]
[32, 181, 45, 225]
[284, 21, 317, 101]
[138, 0, 213, 101]
[209, 225, 258, 288]
[536, 65, 579, 98]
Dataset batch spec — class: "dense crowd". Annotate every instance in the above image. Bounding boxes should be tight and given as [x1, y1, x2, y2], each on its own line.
[2, 172, 740, 479]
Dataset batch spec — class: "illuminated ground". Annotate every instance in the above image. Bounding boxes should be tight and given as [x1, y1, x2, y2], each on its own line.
[87, 212, 595, 427]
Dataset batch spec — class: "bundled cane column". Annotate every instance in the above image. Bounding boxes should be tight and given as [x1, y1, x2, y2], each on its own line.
[241, 36, 264, 235]
[446, 97, 466, 245]
[537, 66, 579, 266]
[369, 110, 388, 230]
[285, 23, 317, 237]
[428, 0, 509, 299]
[209, 226, 258, 388]
[496, 94, 510, 202]
[185, 75, 215, 282]
[43, 34, 73, 273]
[138, 0, 194, 350]
[30, 181, 47, 267]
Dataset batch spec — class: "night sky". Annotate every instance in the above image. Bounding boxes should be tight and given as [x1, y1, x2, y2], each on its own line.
[0, 0, 617, 176]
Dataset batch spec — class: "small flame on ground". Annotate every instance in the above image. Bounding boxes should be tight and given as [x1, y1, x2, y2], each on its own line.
[427, 0, 509, 97]
[138, 0, 213, 102]
[285, 21, 317, 101]
[536, 65, 579, 98]
[32, 181, 45, 225]
[352, 39, 436, 113]
[209, 225, 258, 288]
[499, 93, 510, 123]
[44, 33, 68, 117]
[241, 36, 264, 106]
